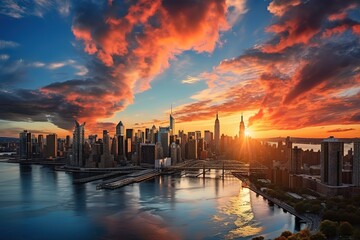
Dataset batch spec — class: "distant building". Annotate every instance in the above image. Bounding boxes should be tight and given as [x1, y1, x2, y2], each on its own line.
[187, 137, 197, 160]
[19, 130, 32, 160]
[99, 130, 115, 168]
[214, 113, 220, 153]
[170, 105, 175, 136]
[72, 121, 85, 167]
[353, 141, 360, 187]
[140, 143, 156, 165]
[158, 127, 170, 157]
[45, 134, 57, 158]
[239, 113, 245, 140]
[290, 146, 302, 174]
[116, 121, 125, 160]
[38, 134, 44, 157]
[320, 136, 343, 186]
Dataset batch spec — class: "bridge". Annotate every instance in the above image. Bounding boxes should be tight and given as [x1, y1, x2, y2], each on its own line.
[167, 159, 268, 173]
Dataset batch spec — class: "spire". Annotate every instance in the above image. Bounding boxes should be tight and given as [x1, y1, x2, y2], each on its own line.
[241, 113, 243, 122]
[216, 112, 218, 120]
[171, 104, 172, 115]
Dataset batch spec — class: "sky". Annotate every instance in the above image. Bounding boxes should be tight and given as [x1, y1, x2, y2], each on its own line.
[0, 0, 359, 139]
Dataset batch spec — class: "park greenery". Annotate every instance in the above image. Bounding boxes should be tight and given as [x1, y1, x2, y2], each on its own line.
[250, 177, 360, 239]
[252, 221, 359, 239]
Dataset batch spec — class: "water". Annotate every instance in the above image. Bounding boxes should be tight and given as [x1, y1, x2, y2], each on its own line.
[0, 163, 299, 240]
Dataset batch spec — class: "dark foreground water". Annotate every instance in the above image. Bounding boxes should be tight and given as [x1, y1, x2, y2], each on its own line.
[0, 163, 299, 240]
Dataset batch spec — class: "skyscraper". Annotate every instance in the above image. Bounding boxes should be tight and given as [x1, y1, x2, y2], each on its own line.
[353, 141, 360, 186]
[214, 113, 220, 153]
[320, 136, 344, 186]
[116, 121, 125, 160]
[158, 127, 170, 157]
[45, 133, 57, 158]
[19, 130, 32, 160]
[72, 121, 85, 167]
[170, 105, 175, 136]
[290, 146, 302, 174]
[239, 113, 245, 140]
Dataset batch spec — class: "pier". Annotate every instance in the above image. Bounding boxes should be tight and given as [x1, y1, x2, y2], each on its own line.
[97, 169, 160, 190]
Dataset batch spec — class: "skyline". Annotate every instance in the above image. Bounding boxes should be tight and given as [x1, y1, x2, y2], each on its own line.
[1, 0, 360, 138]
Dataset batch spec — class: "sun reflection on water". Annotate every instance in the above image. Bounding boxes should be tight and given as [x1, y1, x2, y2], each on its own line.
[213, 186, 263, 239]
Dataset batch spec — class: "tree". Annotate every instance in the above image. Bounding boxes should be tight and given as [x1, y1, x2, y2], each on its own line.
[252, 237, 264, 240]
[320, 220, 337, 238]
[339, 221, 353, 237]
[309, 232, 326, 240]
[281, 231, 293, 238]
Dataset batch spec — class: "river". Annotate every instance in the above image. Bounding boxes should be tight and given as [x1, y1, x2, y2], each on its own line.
[0, 163, 301, 239]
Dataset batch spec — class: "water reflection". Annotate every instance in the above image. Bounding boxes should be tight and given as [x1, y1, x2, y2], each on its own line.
[1, 163, 301, 240]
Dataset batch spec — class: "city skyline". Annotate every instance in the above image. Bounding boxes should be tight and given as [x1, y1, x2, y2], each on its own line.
[1, 0, 360, 139]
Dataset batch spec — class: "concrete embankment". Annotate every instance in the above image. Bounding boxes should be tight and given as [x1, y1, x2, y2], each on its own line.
[232, 172, 318, 231]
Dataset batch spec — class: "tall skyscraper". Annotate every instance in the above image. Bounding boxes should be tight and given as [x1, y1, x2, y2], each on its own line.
[214, 113, 220, 153]
[158, 127, 170, 157]
[353, 141, 360, 186]
[45, 134, 57, 158]
[290, 146, 302, 174]
[38, 134, 44, 156]
[100, 130, 115, 168]
[116, 121, 125, 159]
[19, 130, 32, 159]
[239, 113, 245, 140]
[321, 136, 344, 186]
[72, 121, 85, 167]
[170, 105, 175, 135]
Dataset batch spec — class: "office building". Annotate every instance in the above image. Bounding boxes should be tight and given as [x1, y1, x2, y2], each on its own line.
[353, 141, 360, 186]
[158, 127, 170, 157]
[45, 134, 57, 158]
[116, 121, 125, 159]
[239, 113, 245, 140]
[320, 136, 344, 186]
[214, 113, 220, 153]
[170, 105, 175, 135]
[290, 146, 302, 174]
[140, 143, 156, 165]
[19, 130, 32, 160]
[72, 121, 85, 167]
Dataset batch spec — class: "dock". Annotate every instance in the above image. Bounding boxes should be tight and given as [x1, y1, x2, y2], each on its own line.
[97, 169, 160, 190]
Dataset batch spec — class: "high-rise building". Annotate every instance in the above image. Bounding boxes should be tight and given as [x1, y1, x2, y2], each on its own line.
[19, 130, 32, 159]
[290, 146, 302, 174]
[170, 105, 175, 135]
[100, 130, 115, 168]
[187, 137, 197, 160]
[38, 134, 44, 157]
[353, 141, 360, 186]
[204, 130, 212, 145]
[195, 131, 201, 140]
[139, 143, 157, 165]
[149, 125, 157, 144]
[239, 113, 245, 140]
[158, 127, 170, 157]
[170, 142, 177, 165]
[72, 121, 85, 167]
[116, 121, 125, 159]
[155, 142, 163, 159]
[321, 136, 344, 186]
[214, 113, 220, 153]
[45, 134, 57, 158]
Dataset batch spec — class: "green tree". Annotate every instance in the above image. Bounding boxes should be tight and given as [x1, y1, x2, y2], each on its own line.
[294, 201, 306, 214]
[320, 220, 337, 238]
[339, 221, 353, 237]
[309, 232, 326, 240]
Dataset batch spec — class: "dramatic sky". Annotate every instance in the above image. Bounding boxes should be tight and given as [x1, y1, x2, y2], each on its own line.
[0, 0, 359, 138]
